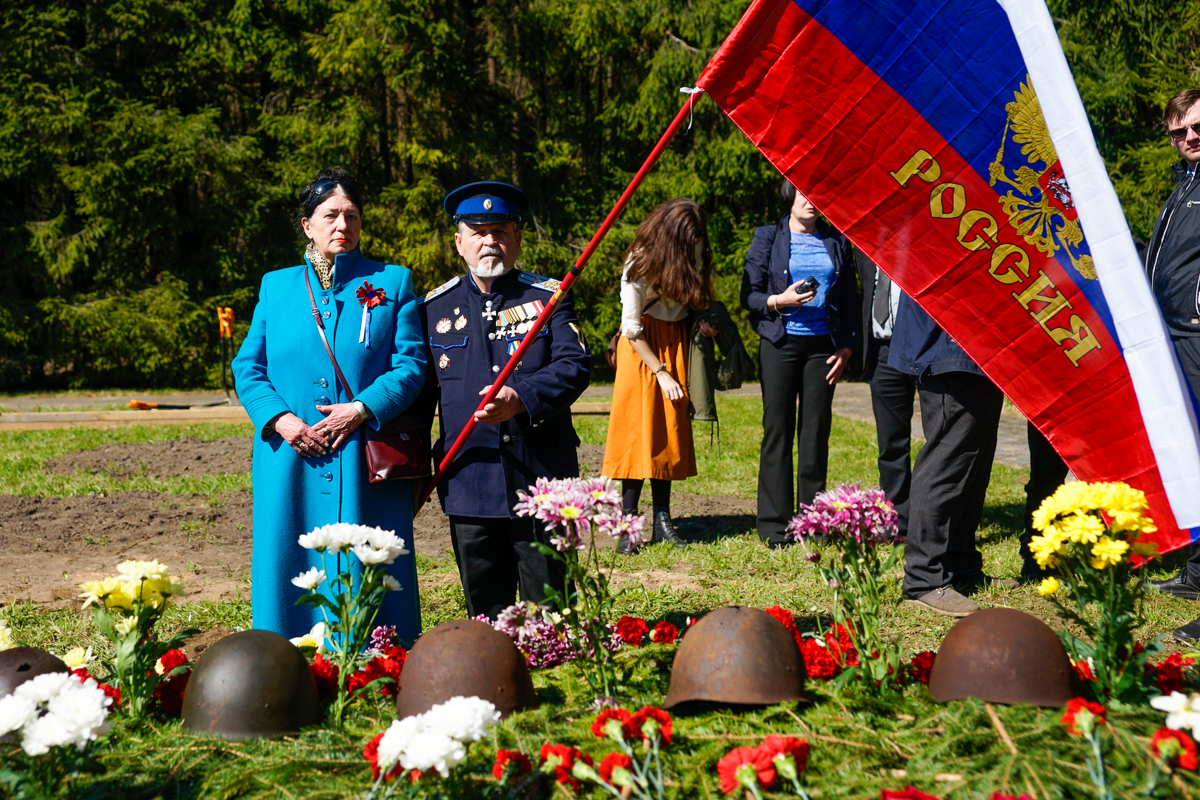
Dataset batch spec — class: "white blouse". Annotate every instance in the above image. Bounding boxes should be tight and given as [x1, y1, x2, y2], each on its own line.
[620, 264, 688, 338]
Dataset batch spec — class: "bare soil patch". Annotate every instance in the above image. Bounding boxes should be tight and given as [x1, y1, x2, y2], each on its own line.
[1, 439, 753, 610]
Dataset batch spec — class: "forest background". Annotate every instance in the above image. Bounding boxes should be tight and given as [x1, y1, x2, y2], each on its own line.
[1, 0, 1196, 390]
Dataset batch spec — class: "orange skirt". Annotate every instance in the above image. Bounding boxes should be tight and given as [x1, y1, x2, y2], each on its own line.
[602, 316, 696, 481]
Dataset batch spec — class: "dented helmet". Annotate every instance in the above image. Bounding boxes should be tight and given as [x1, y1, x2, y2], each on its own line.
[0, 647, 70, 699]
[928, 607, 1072, 707]
[181, 630, 320, 740]
[663, 606, 806, 708]
[395, 619, 535, 720]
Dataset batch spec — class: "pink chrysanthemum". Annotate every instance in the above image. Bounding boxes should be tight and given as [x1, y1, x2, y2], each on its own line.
[787, 483, 899, 545]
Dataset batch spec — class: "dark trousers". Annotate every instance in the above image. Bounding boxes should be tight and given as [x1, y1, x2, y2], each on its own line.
[756, 334, 836, 546]
[1020, 422, 1069, 578]
[447, 515, 566, 620]
[1172, 335, 1200, 582]
[869, 343, 916, 535]
[903, 371, 1004, 596]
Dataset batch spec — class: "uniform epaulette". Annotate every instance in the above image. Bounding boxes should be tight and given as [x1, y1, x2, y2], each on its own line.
[420, 276, 461, 304]
[517, 271, 561, 292]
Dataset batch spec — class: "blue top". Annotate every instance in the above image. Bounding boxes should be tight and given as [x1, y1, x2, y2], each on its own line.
[784, 231, 833, 336]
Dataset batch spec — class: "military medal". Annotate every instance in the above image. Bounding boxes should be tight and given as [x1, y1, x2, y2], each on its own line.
[453, 307, 461, 315]
[436, 318, 452, 334]
[482, 299, 498, 322]
[454, 316, 467, 330]
[438, 353, 450, 370]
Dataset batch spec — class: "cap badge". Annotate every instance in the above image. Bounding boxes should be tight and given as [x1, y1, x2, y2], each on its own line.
[483, 198, 494, 211]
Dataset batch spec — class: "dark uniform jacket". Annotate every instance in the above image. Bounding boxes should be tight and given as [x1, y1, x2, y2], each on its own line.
[1146, 161, 1200, 335]
[887, 293, 983, 379]
[739, 215, 860, 351]
[416, 268, 591, 517]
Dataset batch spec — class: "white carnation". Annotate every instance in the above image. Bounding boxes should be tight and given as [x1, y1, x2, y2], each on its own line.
[376, 716, 423, 773]
[19, 712, 76, 756]
[382, 575, 402, 592]
[14, 672, 73, 705]
[45, 679, 112, 746]
[290, 568, 326, 591]
[0, 693, 37, 736]
[424, 696, 500, 743]
[399, 730, 466, 776]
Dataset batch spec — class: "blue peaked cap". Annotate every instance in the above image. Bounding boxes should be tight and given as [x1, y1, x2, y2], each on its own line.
[443, 181, 529, 224]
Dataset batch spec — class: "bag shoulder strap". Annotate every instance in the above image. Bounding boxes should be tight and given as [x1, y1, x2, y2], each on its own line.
[304, 267, 357, 402]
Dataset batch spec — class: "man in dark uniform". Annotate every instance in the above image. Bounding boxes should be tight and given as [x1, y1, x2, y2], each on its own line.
[416, 181, 591, 620]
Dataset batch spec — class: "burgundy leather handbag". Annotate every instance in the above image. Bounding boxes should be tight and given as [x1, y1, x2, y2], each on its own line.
[304, 269, 430, 482]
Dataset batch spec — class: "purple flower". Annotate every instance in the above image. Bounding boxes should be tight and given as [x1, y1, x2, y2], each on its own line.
[595, 512, 647, 547]
[805, 550, 821, 563]
[786, 483, 899, 546]
[366, 625, 398, 655]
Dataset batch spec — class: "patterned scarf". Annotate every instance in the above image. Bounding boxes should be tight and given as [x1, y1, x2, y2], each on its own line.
[306, 242, 335, 290]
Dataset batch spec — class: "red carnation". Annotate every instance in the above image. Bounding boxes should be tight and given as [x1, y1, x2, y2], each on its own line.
[826, 623, 859, 666]
[72, 667, 121, 706]
[363, 732, 405, 782]
[631, 706, 673, 745]
[1152, 728, 1199, 771]
[716, 745, 776, 795]
[615, 616, 649, 646]
[800, 638, 839, 680]
[492, 749, 533, 780]
[539, 743, 592, 791]
[880, 787, 943, 800]
[758, 734, 809, 773]
[1148, 653, 1195, 695]
[650, 620, 679, 644]
[1072, 658, 1096, 682]
[765, 605, 803, 650]
[907, 651, 936, 685]
[598, 752, 634, 785]
[592, 708, 636, 741]
[1061, 697, 1106, 736]
[310, 653, 340, 701]
[348, 648, 406, 698]
[149, 649, 192, 716]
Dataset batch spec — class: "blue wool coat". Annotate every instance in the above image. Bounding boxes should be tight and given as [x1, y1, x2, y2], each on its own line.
[232, 248, 426, 645]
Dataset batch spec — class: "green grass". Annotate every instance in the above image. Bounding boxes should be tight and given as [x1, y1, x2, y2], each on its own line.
[3, 398, 1199, 798]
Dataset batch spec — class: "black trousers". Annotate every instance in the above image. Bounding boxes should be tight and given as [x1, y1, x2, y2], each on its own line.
[1172, 335, 1200, 582]
[1020, 422, 1069, 577]
[869, 343, 916, 536]
[756, 334, 836, 546]
[903, 371, 1004, 596]
[447, 515, 566, 620]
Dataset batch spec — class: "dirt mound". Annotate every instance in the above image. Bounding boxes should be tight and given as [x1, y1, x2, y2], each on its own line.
[45, 436, 252, 479]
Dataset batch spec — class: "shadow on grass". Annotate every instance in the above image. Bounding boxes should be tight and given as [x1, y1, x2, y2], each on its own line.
[676, 513, 756, 543]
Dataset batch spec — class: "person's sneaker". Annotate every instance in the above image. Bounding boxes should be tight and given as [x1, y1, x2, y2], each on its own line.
[652, 512, 687, 548]
[906, 586, 979, 617]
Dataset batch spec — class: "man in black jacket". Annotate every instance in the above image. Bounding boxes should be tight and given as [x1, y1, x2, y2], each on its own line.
[1144, 89, 1200, 639]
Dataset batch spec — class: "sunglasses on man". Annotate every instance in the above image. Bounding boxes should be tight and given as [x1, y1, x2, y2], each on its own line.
[1169, 123, 1200, 140]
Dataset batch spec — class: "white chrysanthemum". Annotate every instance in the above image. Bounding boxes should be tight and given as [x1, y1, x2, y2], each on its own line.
[14, 672, 73, 705]
[116, 559, 170, 581]
[297, 526, 336, 552]
[291, 568, 326, 591]
[0, 693, 38, 736]
[424, 696, 500, 743]
[351, 544, 393, 565]
[376, 715, 423, 773]
[363, 527, 408, 556]
[19, 711, 77, 756]
[289, 621, 327, 653]
[399, 730, 467, 776]
[45, 679, 112, 747]
[382, 575, 402, 592]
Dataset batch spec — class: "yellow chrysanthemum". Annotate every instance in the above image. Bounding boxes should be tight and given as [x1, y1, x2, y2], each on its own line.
[114, 616, 138, 636]
[79, 576, 121, 608]
[1060, 511, 1106, 545]
[1029, 533, 1066, 569]
[1089, 536, 1129, 570]
[1038, 577, 1060, 596]
[1130, 539, 1160, 558]
[0, 622, 14, 652]
[116, 559, 171, 582]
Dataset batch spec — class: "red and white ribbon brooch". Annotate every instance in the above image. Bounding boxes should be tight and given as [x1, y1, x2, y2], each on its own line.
[356, 282, 387, 347]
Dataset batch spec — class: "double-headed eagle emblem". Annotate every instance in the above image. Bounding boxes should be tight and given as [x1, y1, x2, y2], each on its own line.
[989, 78, 1096, 280]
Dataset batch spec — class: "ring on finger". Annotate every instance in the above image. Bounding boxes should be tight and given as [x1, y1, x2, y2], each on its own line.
[300, 442, 308, 450]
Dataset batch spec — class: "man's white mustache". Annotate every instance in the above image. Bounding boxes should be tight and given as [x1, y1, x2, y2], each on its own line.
[479, 246, 504, 258]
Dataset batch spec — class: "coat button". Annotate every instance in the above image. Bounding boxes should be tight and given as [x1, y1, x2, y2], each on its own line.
[318, 378, 329, 388]
[492, 365, 500, 373]
[322, 472, 333, 482]
[502, 434, 511, 443]
[321, 296, 330, 305]
[323, 311, 331, 319]
[316, 395, 330, 405]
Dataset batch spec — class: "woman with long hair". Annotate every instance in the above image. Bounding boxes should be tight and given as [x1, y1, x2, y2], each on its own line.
[602, 198, 715, 553]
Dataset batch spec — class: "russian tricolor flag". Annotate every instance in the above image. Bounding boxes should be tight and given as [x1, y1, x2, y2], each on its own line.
[697, 0, 1200, 553]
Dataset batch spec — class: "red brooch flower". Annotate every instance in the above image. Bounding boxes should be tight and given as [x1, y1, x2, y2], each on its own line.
[615, 615, 649, 646]
[650, 620, 679, 644]
[1152, 728, 1199, 770]
[356, 281, 387, 308]
[1061, 696, 1107, 736]
[492, 749, 533, 780]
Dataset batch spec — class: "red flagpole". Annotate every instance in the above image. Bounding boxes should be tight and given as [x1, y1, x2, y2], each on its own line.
[416, 96, 700, 513]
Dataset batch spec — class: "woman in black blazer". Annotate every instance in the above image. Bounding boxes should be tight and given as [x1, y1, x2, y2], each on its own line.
[740, 180, 860, 546]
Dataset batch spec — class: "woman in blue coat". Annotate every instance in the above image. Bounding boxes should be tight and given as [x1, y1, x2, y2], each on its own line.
[233, 168, 426, 644]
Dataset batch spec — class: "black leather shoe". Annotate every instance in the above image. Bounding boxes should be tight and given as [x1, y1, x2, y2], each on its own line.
[1172, 616, 1200, 643]
[616, 534, 633, 555]
[652, 512, 686, 548]
[1150, 570, 1200, 600]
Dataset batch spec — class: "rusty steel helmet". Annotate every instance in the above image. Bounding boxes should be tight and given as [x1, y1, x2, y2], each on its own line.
[928, 607, 1072, 707]
[395, 619, 536, 720]
[0, 647, 70, 699]
[181, 630, 321, 740]
[663, 606, 806, 708]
